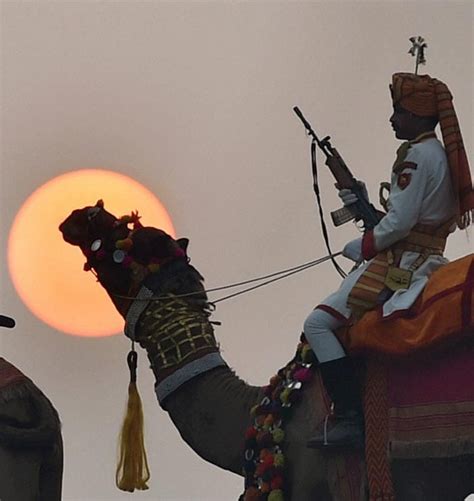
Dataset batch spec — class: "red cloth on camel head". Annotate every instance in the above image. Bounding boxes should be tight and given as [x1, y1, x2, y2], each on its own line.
[390, 72, 474, 229]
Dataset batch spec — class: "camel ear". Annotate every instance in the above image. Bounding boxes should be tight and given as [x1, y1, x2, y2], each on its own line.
[96, 199, 104, 208]
[176, 238, 189, 253]
[0, 315, 15, 329]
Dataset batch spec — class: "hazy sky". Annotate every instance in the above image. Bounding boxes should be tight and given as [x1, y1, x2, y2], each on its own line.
[1, 2, 473, 500]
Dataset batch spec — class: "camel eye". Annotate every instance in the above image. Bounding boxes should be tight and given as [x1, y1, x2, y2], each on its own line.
[91, 239, 102, 252]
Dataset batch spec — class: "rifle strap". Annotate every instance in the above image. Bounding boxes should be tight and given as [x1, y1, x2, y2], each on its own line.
[310, 140, 347, 279]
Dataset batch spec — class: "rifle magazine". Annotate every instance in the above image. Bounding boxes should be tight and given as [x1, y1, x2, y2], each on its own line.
[331, 206, 355, 227]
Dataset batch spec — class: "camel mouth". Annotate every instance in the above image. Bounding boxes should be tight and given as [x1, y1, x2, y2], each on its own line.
[58, 220, 81, 246]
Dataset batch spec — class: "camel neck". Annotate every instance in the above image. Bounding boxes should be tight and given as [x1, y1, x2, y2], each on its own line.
[163, 365, 263, 475]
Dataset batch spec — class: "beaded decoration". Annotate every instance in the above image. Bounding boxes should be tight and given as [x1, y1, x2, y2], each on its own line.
[241, 334, 317, 501]
[136, 294, 219, 373]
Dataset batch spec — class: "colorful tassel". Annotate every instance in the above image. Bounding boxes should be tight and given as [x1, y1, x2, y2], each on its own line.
[116, 349, 150, 492]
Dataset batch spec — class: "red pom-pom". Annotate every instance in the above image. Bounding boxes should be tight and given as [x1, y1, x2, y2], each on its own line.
[261, 482, 270, 493]
[271, 476, 284, 490]
[293, 368, 312, 382]
[255, 463, 266, 477]
[264, 415, 274, 427]
[262, 454, 274, 468]
[245, 427, 258, 440]
[243, 486, 261, 501]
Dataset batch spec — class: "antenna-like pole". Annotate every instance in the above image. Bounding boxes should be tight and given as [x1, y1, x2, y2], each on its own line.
[408, 36, 427, 75]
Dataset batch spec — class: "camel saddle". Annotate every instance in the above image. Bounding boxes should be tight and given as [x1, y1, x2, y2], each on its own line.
[338, 253, 474, 356]
[336, 254, 474, 500]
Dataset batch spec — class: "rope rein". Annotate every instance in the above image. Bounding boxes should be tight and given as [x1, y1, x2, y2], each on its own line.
[110, 251, 343, 304]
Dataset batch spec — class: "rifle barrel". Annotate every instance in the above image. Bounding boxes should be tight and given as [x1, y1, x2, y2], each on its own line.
[293, 107, 333, 159]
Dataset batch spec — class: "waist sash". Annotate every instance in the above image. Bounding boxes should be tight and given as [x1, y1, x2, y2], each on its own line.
[347, 219, 453, 319]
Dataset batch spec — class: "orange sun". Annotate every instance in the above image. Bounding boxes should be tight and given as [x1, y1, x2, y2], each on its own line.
[8, 169, 175, 337]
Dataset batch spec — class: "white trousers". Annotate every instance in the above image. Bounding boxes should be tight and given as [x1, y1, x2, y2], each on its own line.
[303, 308, 347, 363]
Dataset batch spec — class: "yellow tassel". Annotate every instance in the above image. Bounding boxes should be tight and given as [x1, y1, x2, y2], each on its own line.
[116, 350, 150, 492]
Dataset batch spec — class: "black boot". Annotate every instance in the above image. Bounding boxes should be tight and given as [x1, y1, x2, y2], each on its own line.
[307, 357, 364, 449]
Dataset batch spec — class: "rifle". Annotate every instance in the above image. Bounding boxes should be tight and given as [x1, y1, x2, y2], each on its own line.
[293, 106, 381, 230]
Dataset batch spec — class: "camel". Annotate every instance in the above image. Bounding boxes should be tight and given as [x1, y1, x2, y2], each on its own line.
[59, 201, 474, 501]
[0, 315, 63, 501]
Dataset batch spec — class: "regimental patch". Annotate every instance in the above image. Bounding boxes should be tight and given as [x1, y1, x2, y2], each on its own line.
[397, 172, 412, 190]
[393, 161, 418, 174]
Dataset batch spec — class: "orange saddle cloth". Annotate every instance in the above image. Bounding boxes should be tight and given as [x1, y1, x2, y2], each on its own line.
[339, 253, 474, 356]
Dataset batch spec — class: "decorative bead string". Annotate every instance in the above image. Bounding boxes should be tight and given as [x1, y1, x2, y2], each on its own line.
[241, 335, 317, 501]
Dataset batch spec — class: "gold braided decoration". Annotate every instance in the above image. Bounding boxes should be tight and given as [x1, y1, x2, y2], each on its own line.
[136, 294, 219, 378]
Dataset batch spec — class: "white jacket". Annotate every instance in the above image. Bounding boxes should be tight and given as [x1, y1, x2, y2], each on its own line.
[321, 136, 458, 319]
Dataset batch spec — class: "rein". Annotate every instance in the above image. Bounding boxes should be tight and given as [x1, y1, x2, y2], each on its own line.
[79, 204, 346, 306]
[109, 252, 343, 305]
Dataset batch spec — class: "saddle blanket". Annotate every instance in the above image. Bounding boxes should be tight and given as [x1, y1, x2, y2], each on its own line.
[339, 253, 474, 356]
[387, 340, 474, 458]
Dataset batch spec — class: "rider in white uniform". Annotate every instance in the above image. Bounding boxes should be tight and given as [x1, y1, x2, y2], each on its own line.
[305, 72, 474, 448]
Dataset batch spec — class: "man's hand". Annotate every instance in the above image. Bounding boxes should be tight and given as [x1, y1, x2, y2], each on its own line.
[337, 180, 369, 206]
[342, 237, 363, 263]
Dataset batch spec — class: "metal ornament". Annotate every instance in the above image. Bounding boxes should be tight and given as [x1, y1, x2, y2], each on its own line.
[384, 265, 413, 291]
[286, 380, 302, 390]
[90, 239, 102, 252]
[113, 249, 126, 263]
[244, 449, 254, 461]
[260, 396, 271, 406]
[408, 36, 427, 75]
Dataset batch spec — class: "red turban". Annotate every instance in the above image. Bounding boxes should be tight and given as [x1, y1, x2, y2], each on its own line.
[391, 73, 474, 229]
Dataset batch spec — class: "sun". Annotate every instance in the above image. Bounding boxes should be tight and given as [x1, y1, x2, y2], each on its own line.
[7, 169, 175, 337]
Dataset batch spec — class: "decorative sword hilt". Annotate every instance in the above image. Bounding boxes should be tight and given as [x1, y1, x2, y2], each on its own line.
[408, 36, 427, 75]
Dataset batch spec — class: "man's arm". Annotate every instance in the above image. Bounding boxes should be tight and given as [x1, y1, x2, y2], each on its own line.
[362, 149, 428, 259]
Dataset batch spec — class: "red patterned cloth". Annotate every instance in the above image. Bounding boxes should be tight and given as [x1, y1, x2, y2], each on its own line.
[363, 340, 474, 500]
[364, 359, 395, 501]
[388, 341, 474, 458]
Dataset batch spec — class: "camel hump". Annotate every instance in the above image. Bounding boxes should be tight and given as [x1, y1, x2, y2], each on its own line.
[0, 358, 61, 448]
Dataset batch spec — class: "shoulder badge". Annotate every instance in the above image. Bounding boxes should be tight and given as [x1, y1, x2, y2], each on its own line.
[397, 172, 412, 190]
[393, 161, 418, 175]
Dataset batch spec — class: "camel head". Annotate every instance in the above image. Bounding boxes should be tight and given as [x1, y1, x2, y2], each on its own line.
[59, 200, 189, 309]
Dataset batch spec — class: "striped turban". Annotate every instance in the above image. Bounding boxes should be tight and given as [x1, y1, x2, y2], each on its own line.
[391, 72, 474, 229]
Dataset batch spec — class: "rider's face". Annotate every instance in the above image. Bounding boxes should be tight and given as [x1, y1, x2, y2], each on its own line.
[389, 104, 420, 140]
